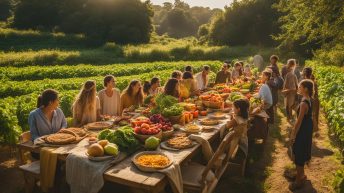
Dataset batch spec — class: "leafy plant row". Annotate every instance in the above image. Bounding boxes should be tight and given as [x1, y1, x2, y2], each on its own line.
[307, 61, 344, 145]
[0, 62, 221, 98]
[0, 61, 221, 81]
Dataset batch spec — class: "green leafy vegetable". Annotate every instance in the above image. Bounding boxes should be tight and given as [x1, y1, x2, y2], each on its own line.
[105, 126, 140, 154]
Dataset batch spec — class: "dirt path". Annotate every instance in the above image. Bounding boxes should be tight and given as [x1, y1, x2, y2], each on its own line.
[216, 106, 343, 193]
[265, 109, 342, 193]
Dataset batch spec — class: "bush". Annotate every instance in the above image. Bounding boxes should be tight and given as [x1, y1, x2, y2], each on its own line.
[308, 61, 344, 146]
[0, 98, 22, 144]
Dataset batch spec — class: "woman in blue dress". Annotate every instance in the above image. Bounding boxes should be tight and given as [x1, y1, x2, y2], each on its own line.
[289, 79, 314, 190]
[29, 89, 67, 141]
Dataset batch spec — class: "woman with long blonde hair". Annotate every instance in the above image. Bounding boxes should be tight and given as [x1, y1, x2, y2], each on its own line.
[72, 80, 101, 127]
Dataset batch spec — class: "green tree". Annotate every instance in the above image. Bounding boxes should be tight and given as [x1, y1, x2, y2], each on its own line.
[274, 0, 344, 63]
[0, 0, 11, 21]
[12, 0, 61, 29]
[158, 8, 198, 38]
[205, 0, 280, 46]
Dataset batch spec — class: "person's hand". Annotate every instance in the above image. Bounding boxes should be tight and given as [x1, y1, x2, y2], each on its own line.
[282, 89, 289, 94]
[289, 137, 295, 146]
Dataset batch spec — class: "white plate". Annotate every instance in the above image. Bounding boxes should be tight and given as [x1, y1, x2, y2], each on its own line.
[179, 127, 201, 134]
[86, 121, 113, 130]
[132, 151, 173, 172]
[160, 141, 197, 151]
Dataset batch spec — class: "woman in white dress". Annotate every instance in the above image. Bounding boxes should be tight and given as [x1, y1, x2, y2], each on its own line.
[98, 75, 121, 116]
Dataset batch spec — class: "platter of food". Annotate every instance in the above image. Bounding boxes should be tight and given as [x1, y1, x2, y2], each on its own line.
[201, 126, 216, 132]
[160, 133, 197, 151]
[86, 121, 112, 130]
[86, 140, 120, 162]
[180, 124, 202, 133]
[39, 128, 87, 146]
[209, 112, 227, 119]
[132, 151, 173, 172]
[199, 118, 220, 126]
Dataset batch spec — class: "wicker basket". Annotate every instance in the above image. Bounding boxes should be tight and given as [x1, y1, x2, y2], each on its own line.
[203, 101, 224, 109]
[167, 115, 182, 124]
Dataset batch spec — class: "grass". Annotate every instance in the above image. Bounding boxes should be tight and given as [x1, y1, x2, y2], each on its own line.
[0, 27, 277, 66]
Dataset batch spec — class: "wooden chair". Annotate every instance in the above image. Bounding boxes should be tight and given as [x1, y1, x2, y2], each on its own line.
[18, 131, 41, 193]
[18, 131, 32, 164]
[181, 131, 235, 193]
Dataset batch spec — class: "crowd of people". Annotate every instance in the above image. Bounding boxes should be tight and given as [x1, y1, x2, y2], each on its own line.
[28, 54, 319, 190]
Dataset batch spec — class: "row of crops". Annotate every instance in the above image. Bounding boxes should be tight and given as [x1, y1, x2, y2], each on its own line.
[0, 61, 222, 144]
[307, 61, 344, 146]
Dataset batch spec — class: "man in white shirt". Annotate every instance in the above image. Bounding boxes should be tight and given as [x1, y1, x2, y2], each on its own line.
[195, 65, 210, 91]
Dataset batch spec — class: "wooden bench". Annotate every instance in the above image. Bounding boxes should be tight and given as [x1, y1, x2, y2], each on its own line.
[18, 131, 41, 193]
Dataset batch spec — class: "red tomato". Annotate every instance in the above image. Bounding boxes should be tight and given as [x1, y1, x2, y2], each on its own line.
[200, 111, 207, 116]
[141, 128, 148, 135]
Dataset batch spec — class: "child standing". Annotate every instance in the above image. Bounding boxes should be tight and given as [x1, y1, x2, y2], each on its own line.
[282, 59, 299, 123]
[289, 79, 314, 190]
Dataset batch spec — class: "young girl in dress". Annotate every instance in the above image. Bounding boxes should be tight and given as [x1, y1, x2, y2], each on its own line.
[289, 79, 314, 190]
[226, 99, 249, 159]
[282, 59, 299, 123]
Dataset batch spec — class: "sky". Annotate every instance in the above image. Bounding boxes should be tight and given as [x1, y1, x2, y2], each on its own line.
[149, 0, 233, 9]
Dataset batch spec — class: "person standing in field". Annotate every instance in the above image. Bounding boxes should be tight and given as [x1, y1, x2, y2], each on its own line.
[120, 80, 144, 113]
[253, 54, 264, 72]
[195, 65, 210, 91]
[289, 80, 314, 190]
[98, 75, 121, 116]
[268, 55, 280, 77]
[302, 67, 320, 135]
[29, 89, 67, 141]
[72, 80, 101, 127]
[265, 69, 277, 123]
[215, 63, 232, 84]
[282, 59, 299, 123]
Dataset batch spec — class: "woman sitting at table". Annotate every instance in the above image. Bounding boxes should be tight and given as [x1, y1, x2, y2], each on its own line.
[120, 80, 144, 113]
[164, 78, 180, 98]
[29, 89, 67, 141]
[243, 64, 252, 77]
[171, 70, 182, 80]
[226, 99, 249, 160]
[72, 80, 101, 127]
[143, 77, 161, 97]
[180, 71, 200, 99]
[232, 62, 243, 81]
[98, 75, 121, 116]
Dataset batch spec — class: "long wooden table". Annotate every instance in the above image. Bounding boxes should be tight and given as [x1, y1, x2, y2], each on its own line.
[17, 116, 227, 193]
